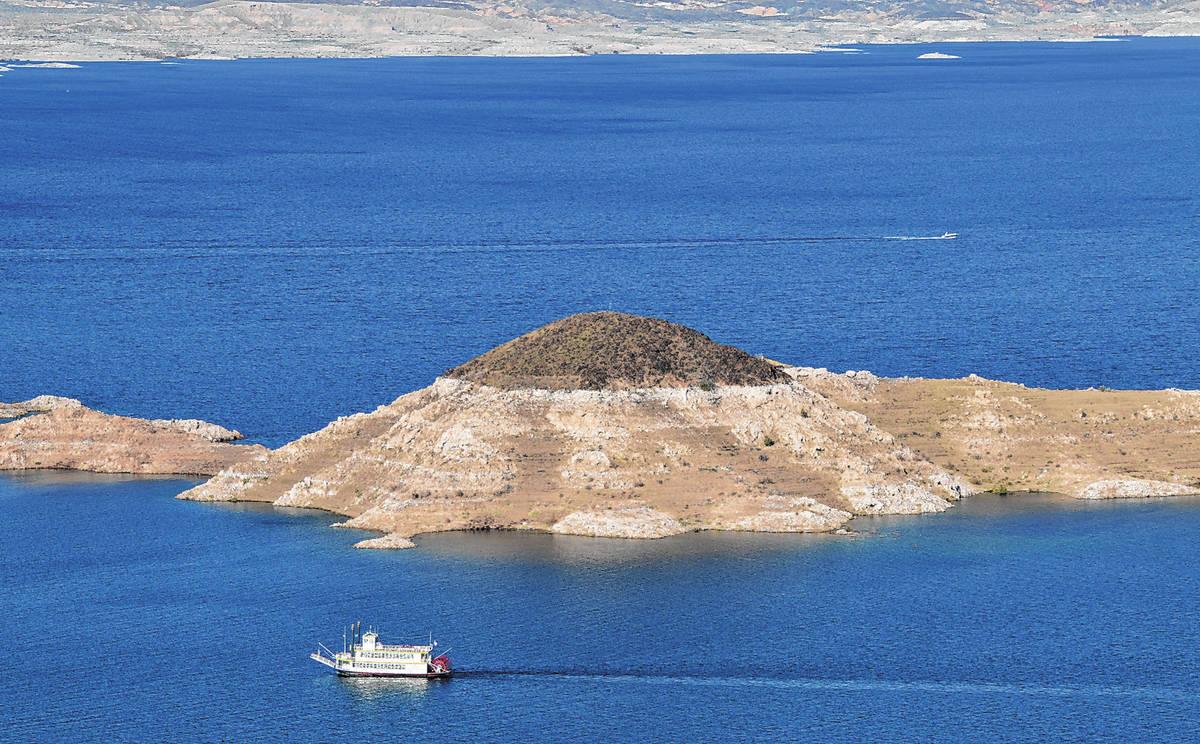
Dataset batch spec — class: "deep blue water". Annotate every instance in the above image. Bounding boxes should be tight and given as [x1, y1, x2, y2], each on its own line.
[2, 473, 1199, 742]
[2, 40, 1200, 445]
[3, 40, 1200, 742]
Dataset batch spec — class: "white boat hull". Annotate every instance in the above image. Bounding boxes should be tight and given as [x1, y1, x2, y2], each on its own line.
[337, 668, 450, 678]
[310, 652, 452, 679]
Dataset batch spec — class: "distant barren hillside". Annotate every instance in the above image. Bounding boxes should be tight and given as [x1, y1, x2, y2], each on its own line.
[445, 312, 786, 390]
[3, 0, 1197, 62]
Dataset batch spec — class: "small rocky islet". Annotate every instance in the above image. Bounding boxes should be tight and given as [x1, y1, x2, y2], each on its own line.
[5, 312, 1198, 546]
[0, 395, 264, 475]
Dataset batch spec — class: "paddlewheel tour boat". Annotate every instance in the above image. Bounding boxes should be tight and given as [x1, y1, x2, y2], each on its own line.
[310, 622, 452, 678]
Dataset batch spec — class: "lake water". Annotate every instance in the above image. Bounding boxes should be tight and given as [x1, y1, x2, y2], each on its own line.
[2, 473, 1199, 742]
[3, 39, 1200, 742]
[2, 40, 1200, 446]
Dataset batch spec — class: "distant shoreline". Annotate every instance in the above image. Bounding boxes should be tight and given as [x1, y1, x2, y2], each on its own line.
[0, 36, 1188, 65]
[0, 36, 1150, 65]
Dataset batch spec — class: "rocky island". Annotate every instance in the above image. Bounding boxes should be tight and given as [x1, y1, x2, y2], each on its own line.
[0, 395, 267, 475]
[178, 312, 1200, 548]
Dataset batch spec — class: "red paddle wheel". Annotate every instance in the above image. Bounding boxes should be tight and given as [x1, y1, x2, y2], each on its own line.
[431, 655, 452, 674]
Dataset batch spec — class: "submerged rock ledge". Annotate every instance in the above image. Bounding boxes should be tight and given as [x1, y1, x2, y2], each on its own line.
[177, 312, 1200, 548]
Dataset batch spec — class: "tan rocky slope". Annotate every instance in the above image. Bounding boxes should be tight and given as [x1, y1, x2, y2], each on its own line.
[0, 396, 266, 475]
[794, 368, 1200, 501]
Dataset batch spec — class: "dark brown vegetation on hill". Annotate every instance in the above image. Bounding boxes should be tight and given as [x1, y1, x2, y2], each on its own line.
[444, 312, 786, 390]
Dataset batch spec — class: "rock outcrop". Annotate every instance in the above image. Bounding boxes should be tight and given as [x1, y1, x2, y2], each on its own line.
[180, 313, 969, 545]
[730, 496, 850, 532]
[551, 507, 686, 539]
[1076, 479, 1196, 500]
[350, 533, 418, 550]
[0, 400, 265, 475]
[146, 418, 244, 443]
[0, 395, 83, 418]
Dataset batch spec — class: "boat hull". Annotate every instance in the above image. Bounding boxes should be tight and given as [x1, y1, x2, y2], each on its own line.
[311, 651, 451, 678]
[336, 669, 452, 679]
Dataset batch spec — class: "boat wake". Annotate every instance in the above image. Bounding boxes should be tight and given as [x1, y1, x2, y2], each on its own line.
[14, 232, 961, 259]
[456, 670, 1198, 701]
[882, 232, 958, 240]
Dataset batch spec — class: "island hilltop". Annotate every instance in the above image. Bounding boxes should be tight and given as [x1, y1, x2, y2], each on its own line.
[180, 312, 1200, 548]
